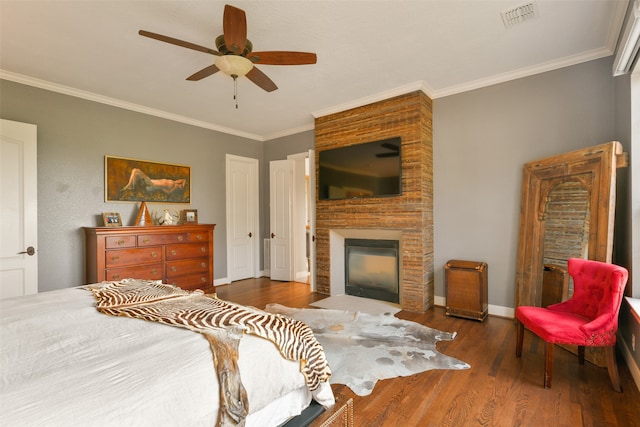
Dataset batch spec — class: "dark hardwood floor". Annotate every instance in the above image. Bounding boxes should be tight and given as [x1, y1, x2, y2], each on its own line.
[216, 278, 640, 427]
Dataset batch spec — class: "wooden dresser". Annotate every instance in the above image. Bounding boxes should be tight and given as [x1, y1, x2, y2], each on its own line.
[84, 224, 215, 293]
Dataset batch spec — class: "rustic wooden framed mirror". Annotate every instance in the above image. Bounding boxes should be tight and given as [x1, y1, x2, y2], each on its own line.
[515, 141, 627, 309]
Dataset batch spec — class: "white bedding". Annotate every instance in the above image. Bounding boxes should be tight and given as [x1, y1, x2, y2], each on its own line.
[0, 286, 332, 426]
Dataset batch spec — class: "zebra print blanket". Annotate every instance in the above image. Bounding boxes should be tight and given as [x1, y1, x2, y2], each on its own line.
[85, 279, 333, 426]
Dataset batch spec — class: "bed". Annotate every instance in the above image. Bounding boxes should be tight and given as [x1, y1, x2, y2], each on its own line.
[0, 281, 334, 426]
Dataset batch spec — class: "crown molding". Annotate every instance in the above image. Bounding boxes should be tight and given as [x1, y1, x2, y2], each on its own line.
[431, 47, 613, 99]
[0, 70, 265, 141]
[311, 81, 434, 119]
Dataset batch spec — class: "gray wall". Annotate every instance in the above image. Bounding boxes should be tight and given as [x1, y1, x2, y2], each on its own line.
[1, 80, 263, 292]
[433, 56, 619, 309]
[0, 56, 630, 311]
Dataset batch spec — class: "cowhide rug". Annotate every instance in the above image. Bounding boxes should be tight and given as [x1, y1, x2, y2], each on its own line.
[265, 304, 470, 396]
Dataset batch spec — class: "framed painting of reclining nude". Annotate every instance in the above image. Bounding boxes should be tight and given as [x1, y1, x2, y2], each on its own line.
[105, 156, 191, 203]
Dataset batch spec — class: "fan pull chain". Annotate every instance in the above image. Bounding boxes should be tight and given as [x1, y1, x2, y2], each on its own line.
[232, 74, 239, 109]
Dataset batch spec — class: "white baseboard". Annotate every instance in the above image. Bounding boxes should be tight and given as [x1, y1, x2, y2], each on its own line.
[433, 295, 514, 318]
[214, 277, 231, 286]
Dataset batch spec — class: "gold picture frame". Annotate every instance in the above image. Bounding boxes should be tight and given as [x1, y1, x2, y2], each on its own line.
[102, 212, 122, 227]
[181, 209, 198, 224]
[105, 156, 191, 203]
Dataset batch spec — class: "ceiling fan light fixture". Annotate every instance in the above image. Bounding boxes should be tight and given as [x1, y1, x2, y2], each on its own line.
[215, 55, 253, 77]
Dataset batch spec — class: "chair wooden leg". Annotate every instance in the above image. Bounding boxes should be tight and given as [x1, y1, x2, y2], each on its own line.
[544, 341, 553, 389]
[516, 320, 524, 357]
[578, 346, 585, 365]
[605, 346, 622, 393]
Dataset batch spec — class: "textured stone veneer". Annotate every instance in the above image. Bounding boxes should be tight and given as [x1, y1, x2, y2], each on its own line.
[314, 91, 434, 312]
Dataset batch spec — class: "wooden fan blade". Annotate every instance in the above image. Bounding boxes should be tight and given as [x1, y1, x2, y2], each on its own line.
[247, 51, 317, 65]
[186, 64, 220, 81]
[245, 67, 277, 92]
[139, 30, 221, 56]
[223, 5, 247, 54]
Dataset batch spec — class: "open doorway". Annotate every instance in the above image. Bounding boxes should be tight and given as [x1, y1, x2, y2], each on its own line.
[269, 150, 315, 290]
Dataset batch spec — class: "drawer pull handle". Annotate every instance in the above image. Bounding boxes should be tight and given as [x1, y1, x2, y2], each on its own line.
[151, 252, 158, 258]
[171, 250, 177, 256]
[117, 239, 125, 246]
[200, 247, 206, 253]
[112, 274, 120, 279]
[200, 277, 206, 283]
[111, 255, 120, 261]
[151, 269, 157, 275]
[200, 262, 206, 268]
[171, 266, 177, 272]
[177, 236, 184, 242]
[197, 235, 203, 240]
[142, 238, 150, 244]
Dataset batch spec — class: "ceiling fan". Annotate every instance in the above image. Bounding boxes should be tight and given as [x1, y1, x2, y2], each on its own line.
[138, 4, 317, 94]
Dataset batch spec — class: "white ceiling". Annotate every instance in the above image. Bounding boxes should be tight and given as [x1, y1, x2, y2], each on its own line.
[0, 1, 629, 141]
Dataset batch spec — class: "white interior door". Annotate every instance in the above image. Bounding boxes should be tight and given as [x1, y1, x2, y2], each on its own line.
[308, 149, 317, 291]
[0, 119, 38, 299]
[226, 155, 259, 282]
[270, 159, 292, 281]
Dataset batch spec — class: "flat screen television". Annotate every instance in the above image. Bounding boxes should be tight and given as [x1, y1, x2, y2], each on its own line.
[318, 137, 401, 200]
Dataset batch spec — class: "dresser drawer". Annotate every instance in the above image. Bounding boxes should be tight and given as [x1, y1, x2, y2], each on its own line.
[138, 233, 189, 246]
[166, 272, 211, 291]
[166, 243, 209, 260]
[105, 264, 163, 281]
[166, 258, 209, 278]
[105, 235, 136, 249]
[105, 247, 162, 267]
[186, 232, 209, 243]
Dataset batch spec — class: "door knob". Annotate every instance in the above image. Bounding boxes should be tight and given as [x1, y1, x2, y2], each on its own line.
[248, 232, 252, 238]
[271, 233, 275, 238]
[18, 246, 35, 256]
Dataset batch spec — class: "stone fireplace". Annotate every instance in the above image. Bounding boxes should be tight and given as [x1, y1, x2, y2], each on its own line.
[314, 91, 434, 312]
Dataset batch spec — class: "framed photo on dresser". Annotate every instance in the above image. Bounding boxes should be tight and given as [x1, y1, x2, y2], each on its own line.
[180, 209, 198, 224]
[102, 212, 122, 227]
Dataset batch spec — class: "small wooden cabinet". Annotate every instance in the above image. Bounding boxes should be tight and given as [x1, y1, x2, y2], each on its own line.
[445, 259, 488, 321]
[84, 224, 215, 293]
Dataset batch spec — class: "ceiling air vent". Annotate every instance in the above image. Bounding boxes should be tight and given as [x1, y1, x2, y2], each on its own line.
[501, 2, 538, 29]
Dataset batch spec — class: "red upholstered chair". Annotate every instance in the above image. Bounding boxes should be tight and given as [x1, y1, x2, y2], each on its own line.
[515, 258, 628, 391]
